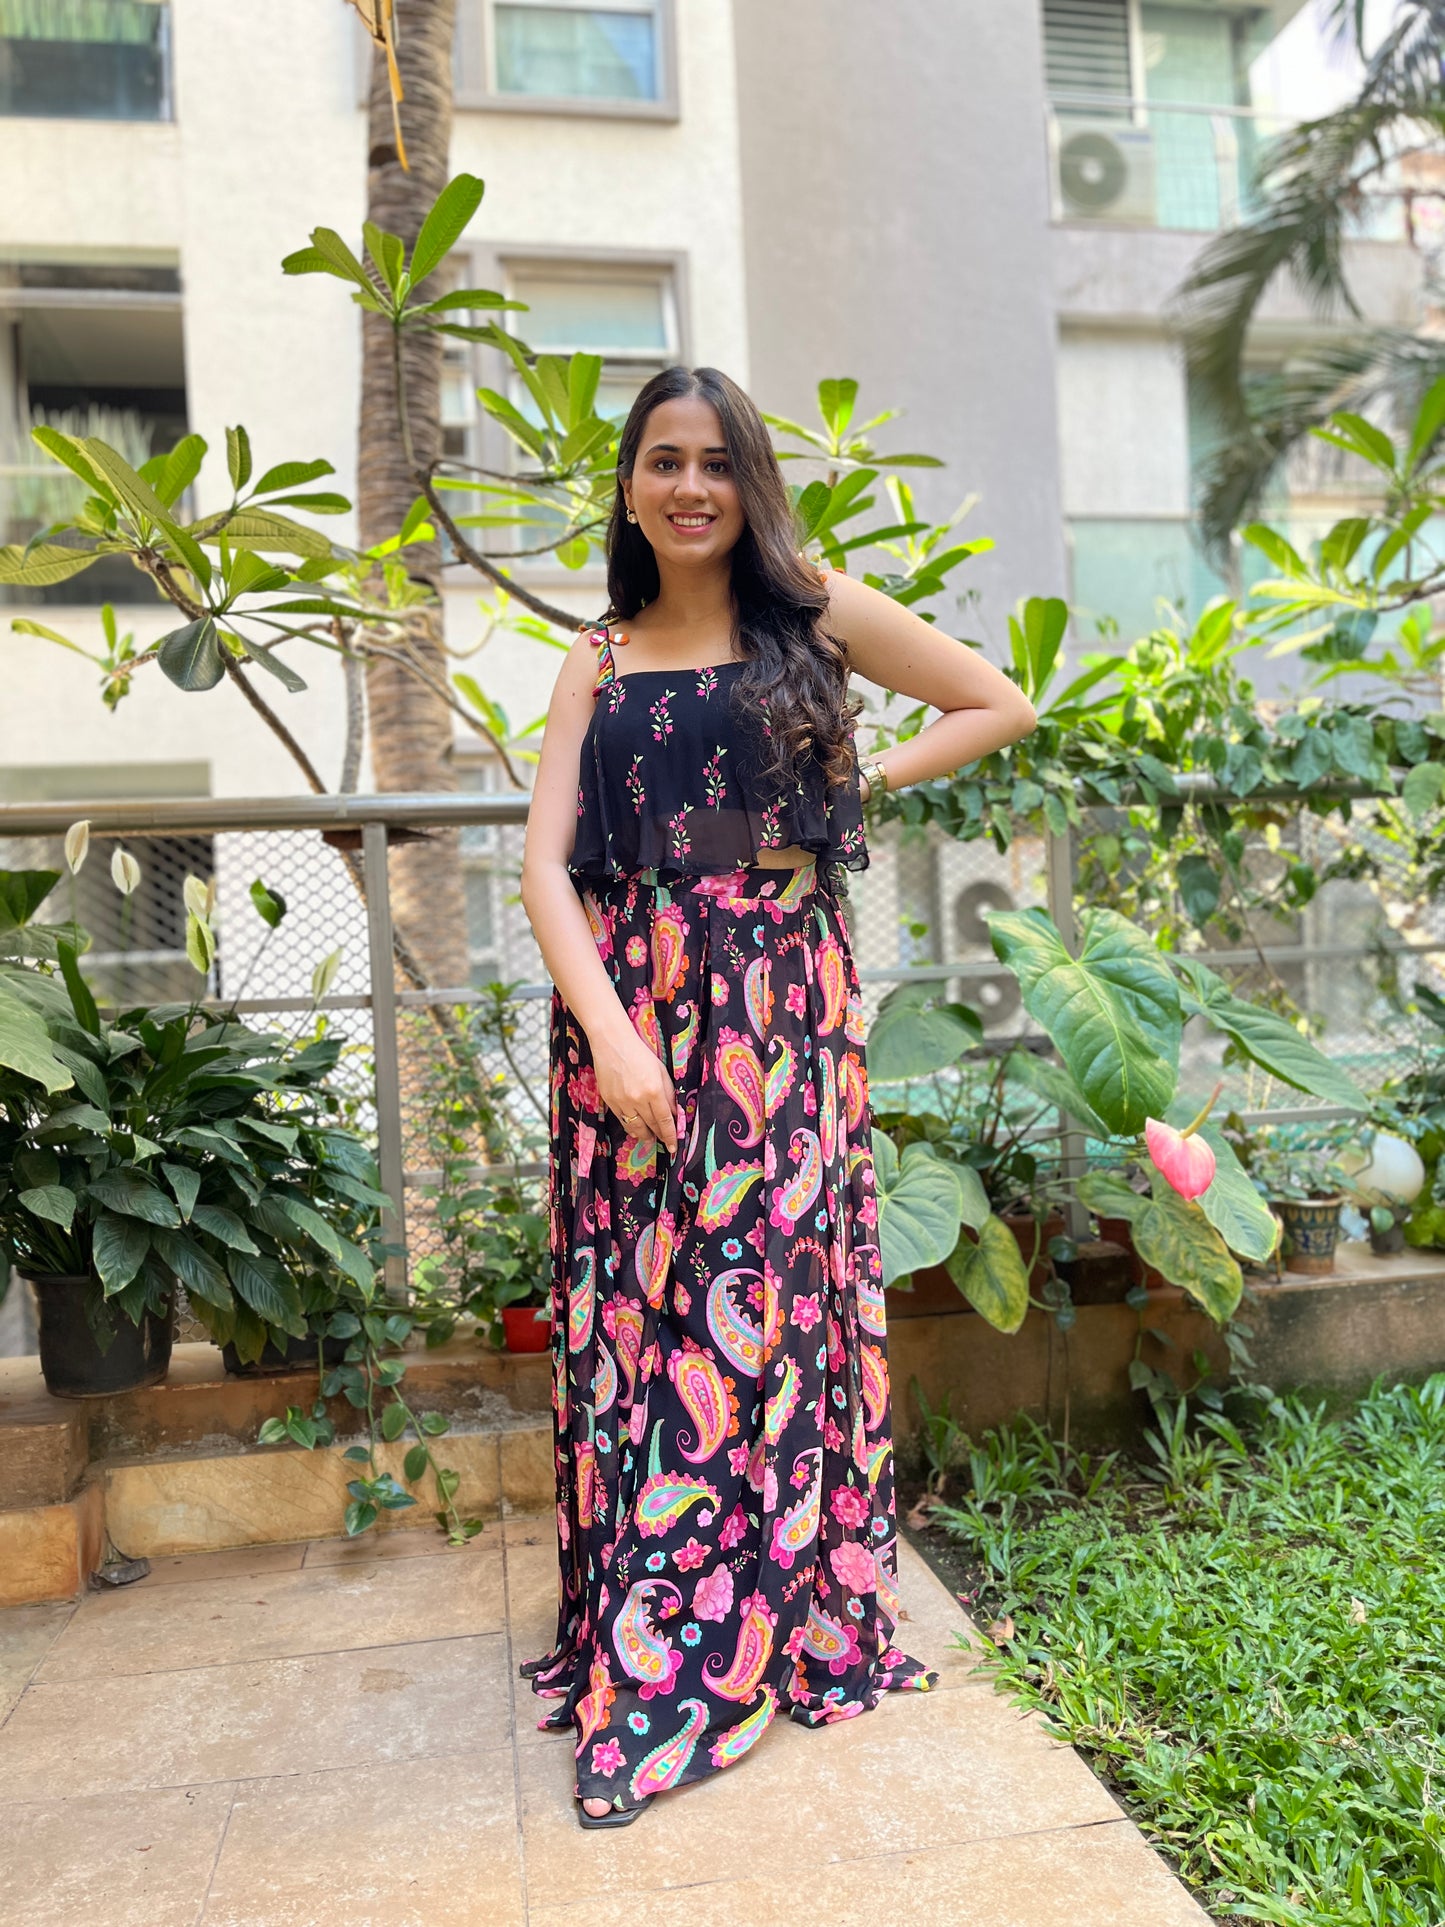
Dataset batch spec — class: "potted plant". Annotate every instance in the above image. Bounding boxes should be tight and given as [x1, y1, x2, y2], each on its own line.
[1247, 1139, 1351, 1274]
[412, 1178, 551, 1353]
[0, 862, 388, 1390]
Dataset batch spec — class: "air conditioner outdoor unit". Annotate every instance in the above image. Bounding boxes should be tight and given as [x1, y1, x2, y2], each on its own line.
[1056, 119, 1157, 225]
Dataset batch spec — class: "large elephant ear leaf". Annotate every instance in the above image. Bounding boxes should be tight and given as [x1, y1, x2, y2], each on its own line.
[1174, 958, 1365, 1111]
[872, 1133, 965, 1286]
[1132, 1178, 1243, 1323]
[946, 1215, 1031, 1333]
[987, 907, 1181, 1137]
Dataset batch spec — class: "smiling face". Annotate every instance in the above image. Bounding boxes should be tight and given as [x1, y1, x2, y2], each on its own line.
[621, 392, 745, 567]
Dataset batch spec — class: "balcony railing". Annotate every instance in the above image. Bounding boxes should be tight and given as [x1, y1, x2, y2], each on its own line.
[0, 0, 172, 122]
[1047, 95, 1407, 240]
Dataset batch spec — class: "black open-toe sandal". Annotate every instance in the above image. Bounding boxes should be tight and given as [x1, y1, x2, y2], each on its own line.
[518, 1655, 550, 1679]
[576, 1794, 653, 1829]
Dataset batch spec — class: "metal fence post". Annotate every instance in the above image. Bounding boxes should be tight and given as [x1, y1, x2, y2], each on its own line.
[1044, 823, 1090, 1240]
[362, 822, 408, 1302]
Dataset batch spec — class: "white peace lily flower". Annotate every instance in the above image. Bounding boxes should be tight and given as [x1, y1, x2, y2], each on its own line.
[111, 848, 142, 896]
[63, 820, 90, 875]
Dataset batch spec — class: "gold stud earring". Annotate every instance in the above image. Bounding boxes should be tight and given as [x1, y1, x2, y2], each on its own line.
[626, 509, 638, 523]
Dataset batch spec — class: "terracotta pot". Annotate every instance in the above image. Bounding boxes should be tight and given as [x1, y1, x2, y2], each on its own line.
[1273, 1197, 1343, 1274]
[502, 1304, 550, 1353]
[1000, 1211, 1066, 1291]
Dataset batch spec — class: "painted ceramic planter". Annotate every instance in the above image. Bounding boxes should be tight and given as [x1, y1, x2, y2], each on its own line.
[1273, 1197, 1343, 1274]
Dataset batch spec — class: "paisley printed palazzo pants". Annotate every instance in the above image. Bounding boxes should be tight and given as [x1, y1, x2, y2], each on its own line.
[527, 859, 935, 1811]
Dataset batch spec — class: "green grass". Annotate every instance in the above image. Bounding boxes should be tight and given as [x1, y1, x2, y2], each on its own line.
[929, 1378, 1445, 1926]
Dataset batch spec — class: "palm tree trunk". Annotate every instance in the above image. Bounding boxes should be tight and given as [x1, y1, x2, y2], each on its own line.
[359, 0, 468, 992]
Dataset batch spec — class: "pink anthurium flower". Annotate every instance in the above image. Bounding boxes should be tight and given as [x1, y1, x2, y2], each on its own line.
[1144, 1084, 1223, 1201]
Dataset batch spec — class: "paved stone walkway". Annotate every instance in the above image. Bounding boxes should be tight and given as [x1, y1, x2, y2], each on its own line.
[0, 1517, 1210, 1925]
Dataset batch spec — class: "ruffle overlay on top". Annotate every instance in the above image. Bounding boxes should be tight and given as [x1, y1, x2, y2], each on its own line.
[568, 653, 869, 885]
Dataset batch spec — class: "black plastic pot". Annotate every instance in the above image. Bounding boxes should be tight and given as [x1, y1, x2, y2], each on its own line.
[221, 1329, 351, 1378]
[25, 1272, 173, 1400]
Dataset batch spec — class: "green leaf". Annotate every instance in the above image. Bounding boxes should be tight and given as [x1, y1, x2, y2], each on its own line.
[148, 434, 207, 508]
[151, 1227, 232, 1307]
[403, 1442, 429, 1482]
[81, 438, 212, 586]
[873, 1133, 965, 1286]
[249, 879, 288, 929]
[987, 907, 1181, 1136]
[56, 939, 100, 1034]
[945, 1214, 1031, 1333]
[191, 1204, 260, 1253]
[285, 227, 374, 293]
[230, 635, 308, 693]
[88, 1172, 182, 1227]
[410, 173, 486, 287]
[1131, 1178, 1243, 1323]
[226, 425, 252, 492]
[363, 221, 405, 295]
[0, 983, 76, 1093]
[1406, 373, 1445, 473]
[281, 1198, 345, 1263]
[867, 982, 982, 1084]
[197, 510, 333, 557]
[1242, 523, 1308, 577]
[1174, 958, 1365, 1110]
[1002, 1049, 1108, 1138]
[1189, 1122, 1280, 1266]
[29, 423, 107, 493]
[92, 1210, 150, 1294]
[18, 1184, 76, 1230]
[1402, 761, 1445, 822]
[158, 618, 224, 693]
[251, 459, 335, 495]
[161, 1162, 200, 1220]
[0, 543, 102, 587]
[227, 1252, 304, 1334]
[1176, 854, 1221, 928]
[0, 869, 59, 931]
[380, 1400, 408, 1443]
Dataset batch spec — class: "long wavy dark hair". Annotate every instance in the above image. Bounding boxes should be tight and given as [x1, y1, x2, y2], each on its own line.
[602, 366, 861, 796]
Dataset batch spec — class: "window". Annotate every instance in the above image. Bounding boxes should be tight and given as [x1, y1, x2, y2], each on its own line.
[0, 261, 187, 605]
[505, 259, 678, 420]
[0, 0, 172, 122]
[463, 256, 681, 566]
[454, 0, 675, 117]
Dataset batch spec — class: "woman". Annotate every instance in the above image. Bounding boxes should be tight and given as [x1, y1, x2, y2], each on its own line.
[519, 366, 1037, 1827]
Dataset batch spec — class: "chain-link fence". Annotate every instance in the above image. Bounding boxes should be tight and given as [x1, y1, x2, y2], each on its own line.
[1, 788, 1440, 1308]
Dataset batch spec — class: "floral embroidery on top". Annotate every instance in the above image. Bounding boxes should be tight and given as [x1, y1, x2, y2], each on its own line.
[626, 753, 646, 815]
[703, 746, 728, 809]
[649, 689, 677, 742]
[695, 665, 718, 701]
[758, 799, 785, 849]
[604, 679, 628, 715]
[667, 802, 694, 860]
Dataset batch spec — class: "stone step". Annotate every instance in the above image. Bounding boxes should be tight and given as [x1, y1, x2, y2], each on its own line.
[0, 1339, 555, 1603]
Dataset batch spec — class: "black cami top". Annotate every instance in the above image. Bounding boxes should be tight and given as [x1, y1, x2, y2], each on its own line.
[567, 624, 869, 885]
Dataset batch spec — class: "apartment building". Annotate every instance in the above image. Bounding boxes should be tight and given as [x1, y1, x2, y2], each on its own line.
[0, 0, 1426, 993]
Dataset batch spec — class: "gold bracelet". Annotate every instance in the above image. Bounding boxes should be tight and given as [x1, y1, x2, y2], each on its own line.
[860, 759, 889, 802]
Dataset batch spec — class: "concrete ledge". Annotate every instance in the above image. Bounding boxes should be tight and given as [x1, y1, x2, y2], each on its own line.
[889, 1243, 1445, 1450]
[103, 1424, 554, 1559]
[0, 1339, 555, 1601]
[0, 1478, 104, 1607]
